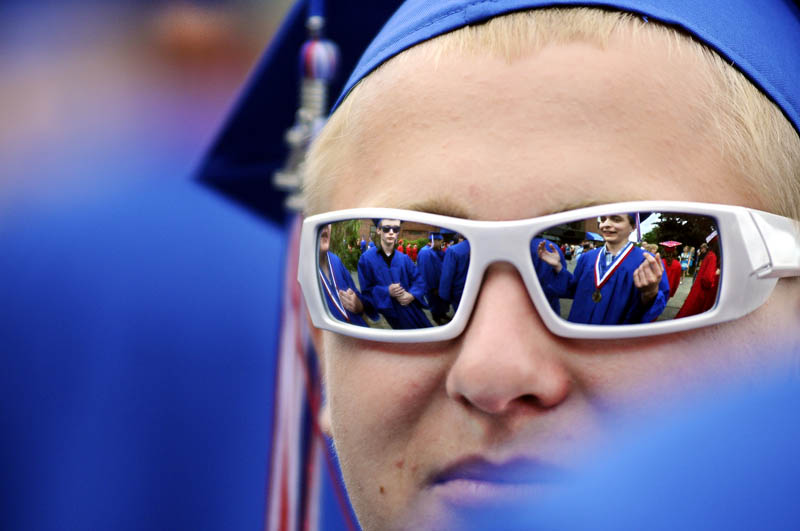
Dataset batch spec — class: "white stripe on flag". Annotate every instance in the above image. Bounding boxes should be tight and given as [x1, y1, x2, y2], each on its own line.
[267, 216, 306, 531]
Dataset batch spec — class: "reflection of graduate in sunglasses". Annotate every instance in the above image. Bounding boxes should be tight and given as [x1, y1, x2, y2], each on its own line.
[438, 236, 470, 311]
[318, 224, 373, 326]
[538, 214, 670, 324]
[356, 219, 432, 329]
[417, 232, 450, 325]
[530, 237, 567, 314]
[676, 236, 721, 319]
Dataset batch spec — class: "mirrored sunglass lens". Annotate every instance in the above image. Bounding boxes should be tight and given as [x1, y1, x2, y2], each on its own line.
[532, 211, 721, 325]
[316, 219, 470, 330]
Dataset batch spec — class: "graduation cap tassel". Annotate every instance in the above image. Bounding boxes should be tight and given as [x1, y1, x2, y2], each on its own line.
[268, 3, 357, 531]
[273, 3, 339, 212]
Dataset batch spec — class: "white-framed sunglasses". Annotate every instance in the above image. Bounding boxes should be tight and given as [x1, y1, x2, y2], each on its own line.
[299, 201, 800, 341]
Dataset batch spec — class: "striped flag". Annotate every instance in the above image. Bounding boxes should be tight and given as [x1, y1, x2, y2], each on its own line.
[265, 216, 357, 531]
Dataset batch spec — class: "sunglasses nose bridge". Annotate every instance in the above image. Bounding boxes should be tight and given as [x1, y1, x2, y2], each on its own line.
[469, 224, 537, 273]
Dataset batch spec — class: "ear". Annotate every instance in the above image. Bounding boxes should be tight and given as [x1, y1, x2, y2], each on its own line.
[318, 401, 333, 438]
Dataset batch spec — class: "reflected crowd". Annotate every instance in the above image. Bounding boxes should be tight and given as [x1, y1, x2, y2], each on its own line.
[318, 213, 722, 329]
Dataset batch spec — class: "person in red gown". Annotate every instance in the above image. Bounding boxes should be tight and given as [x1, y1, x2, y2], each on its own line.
[661, 248, 683, 299]
[675, 241, 719, 318]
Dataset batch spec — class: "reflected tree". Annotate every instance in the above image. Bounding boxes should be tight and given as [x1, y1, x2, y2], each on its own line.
[642, 214, 717, 249]
[331, 220, 362, 271]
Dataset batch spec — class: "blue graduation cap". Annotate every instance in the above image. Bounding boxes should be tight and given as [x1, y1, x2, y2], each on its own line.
[195, 0, 799, 226]
[195, 0, 403, 223]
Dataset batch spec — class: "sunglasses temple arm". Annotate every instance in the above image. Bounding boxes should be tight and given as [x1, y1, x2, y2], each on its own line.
[749, 211, 800, 279]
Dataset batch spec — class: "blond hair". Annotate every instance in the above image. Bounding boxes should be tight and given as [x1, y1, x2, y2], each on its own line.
[304, 8, 800, 219]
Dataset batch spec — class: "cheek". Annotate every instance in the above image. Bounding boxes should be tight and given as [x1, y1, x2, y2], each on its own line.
[321, 335, 453, 526]
[564, 335, 700, 417]
[574, 289, 800, 418]
[323, 334, 449, 452]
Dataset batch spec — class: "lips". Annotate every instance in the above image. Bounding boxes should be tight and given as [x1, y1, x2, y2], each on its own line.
[434, 456, 564, 485]
[427, 456, 565, 507]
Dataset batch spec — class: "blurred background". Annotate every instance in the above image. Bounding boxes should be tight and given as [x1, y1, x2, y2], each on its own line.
[0, 4, 326, 529]
[0, 0, 293, 201]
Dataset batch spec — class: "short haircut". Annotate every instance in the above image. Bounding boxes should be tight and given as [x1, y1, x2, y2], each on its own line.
[304, 8, 800, 219]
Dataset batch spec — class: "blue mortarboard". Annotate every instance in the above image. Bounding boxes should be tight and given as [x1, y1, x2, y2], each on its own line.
[335, 0, 800, 135]
[197, 0, 799, 222]
[430, 232, 443, 240]
[195, 0, 403, 223]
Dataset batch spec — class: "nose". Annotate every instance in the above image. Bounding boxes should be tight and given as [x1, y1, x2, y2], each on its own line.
[445, 263, 572, 415]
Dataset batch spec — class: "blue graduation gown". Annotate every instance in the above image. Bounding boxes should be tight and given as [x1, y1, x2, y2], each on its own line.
[357, 247, 432, 329]
[530, 237, 565, 314]
[320, 252, 372, 327]
[0, 180, 289, 531]
[416, 245, 449, 318]
[439, 240, 470, 310]
[548, 246, 669, 324]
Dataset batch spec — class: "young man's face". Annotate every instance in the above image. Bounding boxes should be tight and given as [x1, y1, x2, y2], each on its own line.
[598, 214, 634, 247]
[317, 32, 799, 530]
[318, 224, 330, 256]
[378, 219, 401, 248]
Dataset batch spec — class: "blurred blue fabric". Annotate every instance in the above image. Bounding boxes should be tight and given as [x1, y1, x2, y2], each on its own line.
[463, 364, 800, 530]
[0, 180, 285, 531]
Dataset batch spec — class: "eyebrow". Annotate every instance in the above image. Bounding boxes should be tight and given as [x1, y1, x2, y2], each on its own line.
[400, 197, 638, 220]
[551, 199, 612, 214]
[404, 198, 471, 219]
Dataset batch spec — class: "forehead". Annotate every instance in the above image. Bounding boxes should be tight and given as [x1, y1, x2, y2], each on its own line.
[325, 33, 760, 219]
[379, 219, 401, 226]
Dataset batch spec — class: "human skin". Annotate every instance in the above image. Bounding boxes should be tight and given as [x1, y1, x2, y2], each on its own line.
[318, 224, 330, 258]
[598, 215, 634, 253]
[314, 32, 800, 530]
